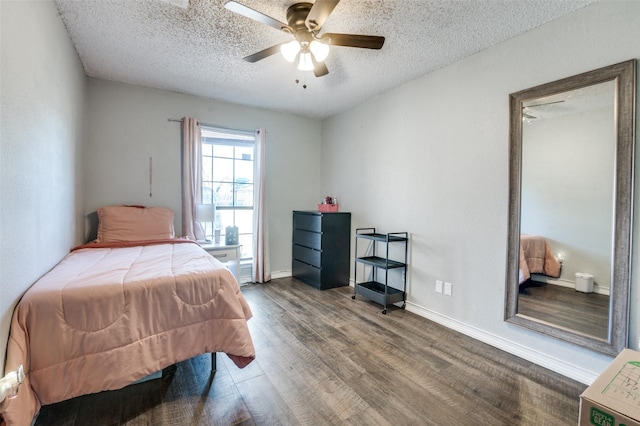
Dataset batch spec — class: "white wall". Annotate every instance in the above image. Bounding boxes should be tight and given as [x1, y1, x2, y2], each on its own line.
[84, 79, 321, 274]
[321, 1, 640, 381]
[0, 0, 87, 373]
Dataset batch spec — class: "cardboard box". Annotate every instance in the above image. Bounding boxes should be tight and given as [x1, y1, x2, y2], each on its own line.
[579, 348, 640, 426]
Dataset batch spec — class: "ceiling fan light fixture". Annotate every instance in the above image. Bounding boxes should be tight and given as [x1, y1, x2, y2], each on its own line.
[280, 40, 300, 62]
[309, 40, 329, 62]
[227, 1, 385, 77]
[297, 52, 314, 71]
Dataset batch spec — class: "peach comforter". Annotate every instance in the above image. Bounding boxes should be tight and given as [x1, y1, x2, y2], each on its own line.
[0, 241, 255, 425]
[519, 234, 562, 284]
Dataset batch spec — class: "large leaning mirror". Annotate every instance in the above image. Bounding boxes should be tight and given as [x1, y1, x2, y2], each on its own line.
[505, 60, 636, 356]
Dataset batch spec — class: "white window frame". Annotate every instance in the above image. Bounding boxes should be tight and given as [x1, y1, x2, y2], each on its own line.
[200, 125, 255, 262]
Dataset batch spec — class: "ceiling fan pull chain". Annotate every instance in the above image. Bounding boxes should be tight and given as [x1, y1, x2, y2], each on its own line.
[294, 73, 308, 89]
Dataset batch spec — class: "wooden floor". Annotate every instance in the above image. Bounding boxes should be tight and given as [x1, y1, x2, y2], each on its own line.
[36, 277, 586, 425]
[518, 281, 609, 340]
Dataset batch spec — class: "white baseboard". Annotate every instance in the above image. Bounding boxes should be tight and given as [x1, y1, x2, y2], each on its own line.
[595, 285, 610, 296]
[271, 270, 292, 279]
[538, 277, 574, 288]
[405, 301, 599, 385]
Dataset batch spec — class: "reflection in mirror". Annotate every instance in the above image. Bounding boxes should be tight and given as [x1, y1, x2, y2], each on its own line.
[519, 82, 614, 341]
[505, 60, 636, 356]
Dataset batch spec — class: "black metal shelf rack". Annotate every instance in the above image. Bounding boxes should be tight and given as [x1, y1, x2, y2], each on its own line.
[352, 228, 408, 314]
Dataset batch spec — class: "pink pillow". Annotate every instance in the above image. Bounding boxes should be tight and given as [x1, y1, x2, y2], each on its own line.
[96, 206, 175, 243]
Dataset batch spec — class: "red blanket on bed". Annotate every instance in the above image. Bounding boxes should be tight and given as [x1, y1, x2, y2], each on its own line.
[1, 241, 255, 425]
[519, 234, 562, 283]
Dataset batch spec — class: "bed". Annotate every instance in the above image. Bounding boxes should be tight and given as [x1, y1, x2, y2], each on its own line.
[0, 206, 256, 426]
[519, 234, 562, 284]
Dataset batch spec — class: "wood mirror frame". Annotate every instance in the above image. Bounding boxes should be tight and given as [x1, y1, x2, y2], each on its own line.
[505, 59, 636, 356]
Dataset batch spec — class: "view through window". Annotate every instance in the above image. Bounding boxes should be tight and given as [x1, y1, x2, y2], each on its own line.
[201, 126, 254, 261]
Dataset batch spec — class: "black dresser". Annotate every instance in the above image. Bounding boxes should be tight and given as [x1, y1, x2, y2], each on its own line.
[292, 211, 351, 290]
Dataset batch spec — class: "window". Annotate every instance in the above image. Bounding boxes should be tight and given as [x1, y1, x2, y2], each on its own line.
[201, 126, 255, 260]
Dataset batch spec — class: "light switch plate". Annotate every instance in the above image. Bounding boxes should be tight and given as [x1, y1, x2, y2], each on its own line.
[436, 280, 443, 293]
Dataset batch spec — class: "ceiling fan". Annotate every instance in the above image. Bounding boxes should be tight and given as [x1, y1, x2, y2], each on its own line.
[224, 0, 385, 77]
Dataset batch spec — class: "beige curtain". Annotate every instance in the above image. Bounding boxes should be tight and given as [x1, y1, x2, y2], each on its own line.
[252, 128, 271, 283]
[181, 117, 202, 240]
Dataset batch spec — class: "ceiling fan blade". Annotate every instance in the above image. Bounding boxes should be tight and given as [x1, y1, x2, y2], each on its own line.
[243, 44, 283, 63]
[305, 0, 340, 31]
[311, 56, 329, 77]
[224, 1, 291, 32]
[321, 33, 385, 49]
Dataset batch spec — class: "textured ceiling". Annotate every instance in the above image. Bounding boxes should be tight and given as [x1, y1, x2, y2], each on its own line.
[54, 0, 595, 119]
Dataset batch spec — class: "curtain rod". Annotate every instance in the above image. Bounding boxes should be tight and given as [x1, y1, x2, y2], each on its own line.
[167, 118, 256, 135]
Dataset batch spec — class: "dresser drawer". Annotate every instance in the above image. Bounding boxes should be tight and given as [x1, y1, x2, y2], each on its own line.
[293, 229, 321, 249]
[292, 259, 321, 288]
[293, 244, 321, 268]
[293, 212, 322, 233]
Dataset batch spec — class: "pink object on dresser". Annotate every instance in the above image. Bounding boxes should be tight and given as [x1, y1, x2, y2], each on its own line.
[317, 203, 339, 212]
[0, 240, 255, 425]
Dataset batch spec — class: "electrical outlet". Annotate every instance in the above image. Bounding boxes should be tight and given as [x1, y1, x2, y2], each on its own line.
[444, 282, 452, 296]
[436, 280, 443, 293]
